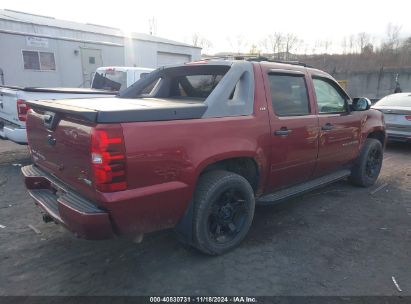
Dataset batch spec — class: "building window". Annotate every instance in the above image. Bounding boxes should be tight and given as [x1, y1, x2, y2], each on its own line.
[22, 51, 40, 70]
[22, 51, 56, 71]
[39, 52, 56, 70]
[89, 57, 95, 64]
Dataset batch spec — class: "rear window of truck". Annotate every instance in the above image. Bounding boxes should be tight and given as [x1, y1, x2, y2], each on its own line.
[173, 74, 225, 99]
[120, 62, 255, 118]
[123, 65, 230, 101]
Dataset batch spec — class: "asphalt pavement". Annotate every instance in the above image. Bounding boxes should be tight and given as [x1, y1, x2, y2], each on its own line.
[0, 139, 410, 296]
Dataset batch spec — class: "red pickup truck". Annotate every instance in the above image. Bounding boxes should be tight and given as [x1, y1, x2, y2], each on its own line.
[22, 60, 386, 255]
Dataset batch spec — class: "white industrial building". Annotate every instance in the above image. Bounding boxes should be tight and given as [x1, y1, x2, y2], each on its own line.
[0, 9, 201, 87]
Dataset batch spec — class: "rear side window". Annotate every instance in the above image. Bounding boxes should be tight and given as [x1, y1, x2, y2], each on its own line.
[313, 78, 348, 113]
[268, 74, 310, 116]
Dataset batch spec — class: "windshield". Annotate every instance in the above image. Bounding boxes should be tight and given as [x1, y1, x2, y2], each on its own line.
[91, 70, 127, 91]
[376, 94, 411, 107]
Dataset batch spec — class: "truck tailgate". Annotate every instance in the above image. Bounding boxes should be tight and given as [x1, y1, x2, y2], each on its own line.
[26, 108, 97, 201]
[25, 96, 206, 201]
[0, 88, 18, 120]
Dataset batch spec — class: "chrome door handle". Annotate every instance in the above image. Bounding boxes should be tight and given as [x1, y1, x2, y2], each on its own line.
[321, 123, 334, 131]
[274, 128, 292, 136]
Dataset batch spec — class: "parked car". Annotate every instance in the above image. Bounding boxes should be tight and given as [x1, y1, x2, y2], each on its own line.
[372, 93, 411, 142]
[21, 60, 386, 255]
[91, 66, 154, 91]
[0, 86, 116, 144]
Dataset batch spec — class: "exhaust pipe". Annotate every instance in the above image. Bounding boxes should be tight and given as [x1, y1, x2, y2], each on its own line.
[42, 214, 53, 223]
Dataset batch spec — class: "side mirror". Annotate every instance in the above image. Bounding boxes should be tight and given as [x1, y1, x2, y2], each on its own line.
[351, 97, 371, 111]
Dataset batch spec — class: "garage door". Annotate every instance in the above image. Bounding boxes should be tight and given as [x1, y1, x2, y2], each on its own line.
[157, 52, 191, 67]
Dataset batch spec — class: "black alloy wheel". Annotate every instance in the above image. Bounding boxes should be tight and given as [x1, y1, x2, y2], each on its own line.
[349, 138, 383, 187]
[208, 189, 248, 244]
[365, 146, 383, 178]
[191, 170, 255, 255]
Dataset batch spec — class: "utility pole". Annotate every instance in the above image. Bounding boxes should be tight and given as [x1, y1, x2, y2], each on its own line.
[149, 17, 157, 36]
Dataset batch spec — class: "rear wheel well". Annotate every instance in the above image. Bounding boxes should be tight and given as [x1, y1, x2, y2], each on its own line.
[367, 130, 385, 147]
[201, 158, 259, 193]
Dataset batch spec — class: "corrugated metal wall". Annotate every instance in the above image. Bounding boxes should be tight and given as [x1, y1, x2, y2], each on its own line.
[0, 32, 124, 87]
[0, 16, 201, 87]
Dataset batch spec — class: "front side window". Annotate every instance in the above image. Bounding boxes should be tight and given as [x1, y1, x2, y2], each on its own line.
[313, 78, 347, 113]
[22, 51, 56, 71]
[268, 74, 310, 116]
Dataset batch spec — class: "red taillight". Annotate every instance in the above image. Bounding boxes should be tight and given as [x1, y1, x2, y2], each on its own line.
[17, 99, 30, 121]
[405, 115, 411, 121]
[91, 125, 127, 192]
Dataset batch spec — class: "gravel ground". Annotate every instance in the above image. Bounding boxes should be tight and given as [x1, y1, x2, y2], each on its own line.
[0, 139, 410, 296]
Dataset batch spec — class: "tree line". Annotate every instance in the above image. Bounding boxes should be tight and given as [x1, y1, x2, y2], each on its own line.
[193, 23, 411, 69]
[193, 23, 411, 73]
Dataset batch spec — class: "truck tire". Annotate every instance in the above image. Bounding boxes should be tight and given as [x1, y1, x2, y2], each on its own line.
[349, 138, 383, 187]
[192, 170, 255, 255]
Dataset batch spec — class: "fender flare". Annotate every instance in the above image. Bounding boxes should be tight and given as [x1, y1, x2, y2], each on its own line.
[174, 150, 267, 244]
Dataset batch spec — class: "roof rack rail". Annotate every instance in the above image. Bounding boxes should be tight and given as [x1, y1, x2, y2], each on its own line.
[244, 56, 311, 67]
[201, 55, 237, 61]
[201, 55, 311, 67]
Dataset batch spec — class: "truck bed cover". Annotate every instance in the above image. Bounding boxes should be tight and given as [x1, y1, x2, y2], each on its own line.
[0, 85, 116, 94]
[26, 97, 207, 123]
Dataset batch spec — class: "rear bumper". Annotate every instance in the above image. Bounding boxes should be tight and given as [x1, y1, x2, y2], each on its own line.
[21, 165, 113, 240]
[387, 129, 411, 142]
[0, 124, 27, 144]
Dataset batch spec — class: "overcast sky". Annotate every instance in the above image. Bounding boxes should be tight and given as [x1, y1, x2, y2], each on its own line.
[2, 0, 411, 54]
